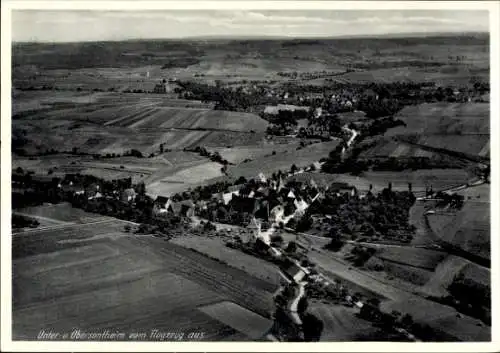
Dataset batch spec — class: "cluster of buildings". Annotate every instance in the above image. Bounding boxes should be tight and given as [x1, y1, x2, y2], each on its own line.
[153, 79, 169, 94]
[11, 172, 138, 203]
[152, 196, 196, 217]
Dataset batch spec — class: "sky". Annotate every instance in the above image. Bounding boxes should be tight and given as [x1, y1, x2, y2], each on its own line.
[12, 10, 490, 42]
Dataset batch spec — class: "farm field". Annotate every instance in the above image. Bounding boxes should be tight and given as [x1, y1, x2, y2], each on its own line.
[336, 111, 369, 124]
[13, 151, 212, 187]
[361, 169, 472, 193]
[307, 246, 488, 341]
[199, 301, 273, 340]
[408, 201, 440, 246]
[418, 255, 470, 298]
[12, 214, 276, 340]
[171, 235, 282, 287]
[209, 142, 301, 164]
[10, 33, 491, 342]
[413, 135, 490, 158]
[13, 89, 268, 158]
[379, 297, 490, 341]
[14, 119, 265, 156]
[427, 201, 490, 261]
[12, 90, 107, 114]
[358, 138, 459, 161]
[374, 247, 448, 271]
[145, 161, 224, 197]
[334, 65, 489, 85]
[106, 106, 268, 131]
[391, 103, 490, 135]
[386, 102, 490, 158]
[13, 91, 262, 132]
[456, 183, 490, 202]
[368, 259, 434, 286]
[226, 140, 341, 179]
[308, 248, 406, 301]
[418, 255, 490, 300]
[288, 169, 473, 195]
[15, 202, 108, 224]
[13, 212, 66, 229]
[308, 303, 376, 341]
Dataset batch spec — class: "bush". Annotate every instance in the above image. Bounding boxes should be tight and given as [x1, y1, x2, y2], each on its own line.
[270, 234, 284, 245]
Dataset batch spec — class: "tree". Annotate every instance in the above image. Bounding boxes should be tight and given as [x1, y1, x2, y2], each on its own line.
[325, 228, 344, 252]
[295, 215, 313, 232]
[270, 234, 284, 246]
[136, 181, 146, 195]
[297, 296, 309, 314]
[390, 310, 402, 325]
[301, 313, 323, 342]
[290, 164, 298, 174]
[401, 314, 414, 329]
[128, 149, 143, 158]
[286, 241, 297, 253]
[367, 297, 381, 308]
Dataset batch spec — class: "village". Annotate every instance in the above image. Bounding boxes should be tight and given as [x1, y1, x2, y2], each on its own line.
[13, 142, 485, 342]
[9, 24, 491, 344]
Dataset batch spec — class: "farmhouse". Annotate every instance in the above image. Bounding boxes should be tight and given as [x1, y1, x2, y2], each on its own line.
[229, 195, 261, 215]
[171, 200, 196, 217]
[153, 196, 171, 214]
[222, 190, 240, 205]
[61, 183, 84, 195]
[283, 262, 309, 283]
[121, 188, 136, 203]
[329, 183, 357, 197]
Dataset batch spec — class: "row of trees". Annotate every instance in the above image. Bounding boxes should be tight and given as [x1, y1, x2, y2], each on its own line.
[184, 146, 231, 166]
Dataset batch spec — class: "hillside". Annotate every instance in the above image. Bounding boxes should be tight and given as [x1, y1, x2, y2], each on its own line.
[387, 103, 490, 159]
[427, 201, 490, 262]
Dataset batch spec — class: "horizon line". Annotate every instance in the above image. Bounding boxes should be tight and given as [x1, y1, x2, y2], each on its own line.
[11, 30, 489, 45]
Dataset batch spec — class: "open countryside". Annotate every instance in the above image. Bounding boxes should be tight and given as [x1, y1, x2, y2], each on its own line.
[11, 12, 491, 343]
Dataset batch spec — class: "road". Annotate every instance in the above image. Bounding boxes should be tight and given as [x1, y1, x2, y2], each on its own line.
[289, 281, 307, 326]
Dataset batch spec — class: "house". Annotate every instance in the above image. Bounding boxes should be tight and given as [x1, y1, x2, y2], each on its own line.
[222, 190, 239, 205]
[227, 184, 243, 193]
[153, 196, 170, 214]
[195, 200, 208, 212]
[270, 205, 285, 223]
[330, 183, 357, 197]
[248, 217, 262, 234]
[85, 183, 101, 199]
[61, 182, 84, 195]
[313, 107, 322, 119]
[229, 195, 260, 215]
[293, 198, 309, 215]
[170, 200, 195, 217]
[283, 262, 309, 283]
[121, 188, 136, 203]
